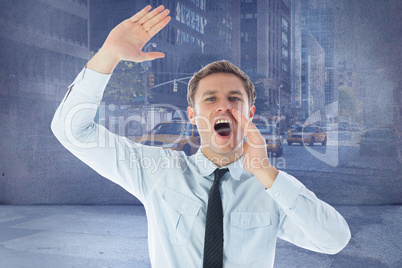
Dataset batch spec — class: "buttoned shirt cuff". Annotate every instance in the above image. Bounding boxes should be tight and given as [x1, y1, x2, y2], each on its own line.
[265, 170, 303, 210]
[66, 67, 112, 99]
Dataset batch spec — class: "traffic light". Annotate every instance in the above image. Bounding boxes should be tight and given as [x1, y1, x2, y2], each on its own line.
[148, 73, 155, 87]
[173, 80, 178, 92]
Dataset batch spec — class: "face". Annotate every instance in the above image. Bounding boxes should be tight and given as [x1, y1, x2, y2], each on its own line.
[187, 73, 255, 163]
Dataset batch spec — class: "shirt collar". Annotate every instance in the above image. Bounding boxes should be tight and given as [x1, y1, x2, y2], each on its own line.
[192, 149, 244, 181]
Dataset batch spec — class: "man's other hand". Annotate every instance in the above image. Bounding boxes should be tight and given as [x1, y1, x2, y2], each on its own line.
[231, 109, 279, 188]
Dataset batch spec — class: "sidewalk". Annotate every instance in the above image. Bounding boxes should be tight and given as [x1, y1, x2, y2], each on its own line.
[0, 205, 401, 268]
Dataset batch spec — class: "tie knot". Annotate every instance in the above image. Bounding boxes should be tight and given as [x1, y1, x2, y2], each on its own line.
[214, 168, 229, 183]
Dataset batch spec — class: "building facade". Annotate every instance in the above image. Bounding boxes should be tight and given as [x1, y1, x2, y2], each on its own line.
[300, 28, 325, 121]
[301, 0, 336, 122]
[290, 0, 302, 121]
[0, 0, 89, 101]
[238, 0, 292, 129]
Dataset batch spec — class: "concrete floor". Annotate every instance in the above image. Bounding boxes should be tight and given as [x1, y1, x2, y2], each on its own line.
[0, 205, 401, 268]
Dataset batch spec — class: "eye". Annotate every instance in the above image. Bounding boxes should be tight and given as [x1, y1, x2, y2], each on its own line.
[206, 97, 215, 101]
[229, 97, 240, 101]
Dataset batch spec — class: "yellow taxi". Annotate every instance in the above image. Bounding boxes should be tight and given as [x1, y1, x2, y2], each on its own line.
[133, 120, 200, 155]
[253, 120, 283, 156]
[286, 126, 328, 146]
[287, 125, 298, 135]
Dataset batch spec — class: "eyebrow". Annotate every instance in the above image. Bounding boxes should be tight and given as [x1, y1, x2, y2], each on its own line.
[201, 89, 245, 97]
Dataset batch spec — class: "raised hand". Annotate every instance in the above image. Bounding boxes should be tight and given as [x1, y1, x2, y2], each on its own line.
[87, 5, 171, 73]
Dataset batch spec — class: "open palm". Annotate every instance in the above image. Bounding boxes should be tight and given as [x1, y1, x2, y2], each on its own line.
[102, 5, 171, 63]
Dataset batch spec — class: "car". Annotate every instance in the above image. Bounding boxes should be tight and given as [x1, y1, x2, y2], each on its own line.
[287, 125, 298, 135]
[359, 128, 397, 156]
[322, 123, 330, 131]
[349, 123, 360, 132]
[338, 121, 349, 131]
[286, 126, 328, 146]
[253, 120, 283, 156]
[133, 120, 200, 155]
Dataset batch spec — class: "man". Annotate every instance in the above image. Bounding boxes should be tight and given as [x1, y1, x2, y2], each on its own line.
[51, 5, 350, 268]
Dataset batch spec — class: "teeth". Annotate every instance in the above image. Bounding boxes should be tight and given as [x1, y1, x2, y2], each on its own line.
[216, 119, 231, 125]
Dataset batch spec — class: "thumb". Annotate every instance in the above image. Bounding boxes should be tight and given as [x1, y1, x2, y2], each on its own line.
[142, 51, 165, 61]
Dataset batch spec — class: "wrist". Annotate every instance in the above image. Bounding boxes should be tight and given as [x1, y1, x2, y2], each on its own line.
[254, 167, 279, 189]
[87, 46, 120, 74]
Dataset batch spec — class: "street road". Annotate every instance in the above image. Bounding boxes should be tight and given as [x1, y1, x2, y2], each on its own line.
[275, 131, 362, 173]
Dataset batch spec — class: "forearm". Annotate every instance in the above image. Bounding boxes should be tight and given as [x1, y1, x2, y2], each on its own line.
[267, 171, 351, 254]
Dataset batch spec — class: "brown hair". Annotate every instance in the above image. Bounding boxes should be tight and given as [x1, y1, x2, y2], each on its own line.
[187, 60, 256, 108]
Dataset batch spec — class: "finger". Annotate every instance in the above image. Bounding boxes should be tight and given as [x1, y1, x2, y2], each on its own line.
[129, 5, 152, 23]
[231, 109, 260, 140]
[147, 16, 171, 37]
[142, 9, 170, 31]
[137, 5, 165, 25]
[231, 109, 252, 132]
[141, 51, 165, 61]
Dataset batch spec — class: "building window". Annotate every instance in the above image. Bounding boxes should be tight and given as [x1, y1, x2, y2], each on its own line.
[176, 2, 181, 21]
[200, 0, 206, 11]
[200, 17, 206, 34]
[176, 29, 181, 44]
[244, 32, 252, 42]
[282, 18, 288, 32]
[196, 14, 200, 32]
[282, 32, 288, 46]
[282, 0, 290, 8]
[269, 88, 273, 104]
[245, 13, 253, 19]
[191, 11, 196, 29]
[185, 7, 190, 27]
[282, 63, 288, 73]
[282, 47, 288, 59]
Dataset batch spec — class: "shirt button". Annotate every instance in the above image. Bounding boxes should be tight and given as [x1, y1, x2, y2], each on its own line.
[275, 192, 280, 198]
[242, 221, 248, 226]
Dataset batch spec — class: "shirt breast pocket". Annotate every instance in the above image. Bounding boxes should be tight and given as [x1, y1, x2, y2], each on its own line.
[228, 211, 272, 264]
[160, 188, 202, 245]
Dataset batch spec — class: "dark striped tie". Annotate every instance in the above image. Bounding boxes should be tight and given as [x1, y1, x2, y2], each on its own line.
[203, 168, 229, 268]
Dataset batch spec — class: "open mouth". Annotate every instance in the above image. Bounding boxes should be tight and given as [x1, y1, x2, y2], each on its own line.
[214, 119, 232, 137]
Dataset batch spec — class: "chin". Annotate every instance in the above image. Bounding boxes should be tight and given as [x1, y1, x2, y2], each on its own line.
[211, 139, 243, 156]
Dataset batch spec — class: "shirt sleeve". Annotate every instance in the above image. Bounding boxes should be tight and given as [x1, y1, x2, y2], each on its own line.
[50, 67, 173, 204]
[266, 171, 351, 254]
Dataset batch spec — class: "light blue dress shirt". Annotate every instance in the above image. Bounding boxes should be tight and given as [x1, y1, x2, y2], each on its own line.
[51, 68, 351, 268]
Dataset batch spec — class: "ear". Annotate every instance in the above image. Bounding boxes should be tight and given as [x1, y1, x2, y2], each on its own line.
[187, 106, 196, 125]
[249, 105, 256, 121]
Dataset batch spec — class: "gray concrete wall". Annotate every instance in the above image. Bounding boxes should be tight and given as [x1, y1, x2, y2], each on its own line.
[0, 0, 139, 205]
[0, 97, 140, 205]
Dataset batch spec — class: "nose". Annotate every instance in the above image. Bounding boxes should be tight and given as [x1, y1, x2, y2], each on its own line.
[216, 99, 232, 112]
